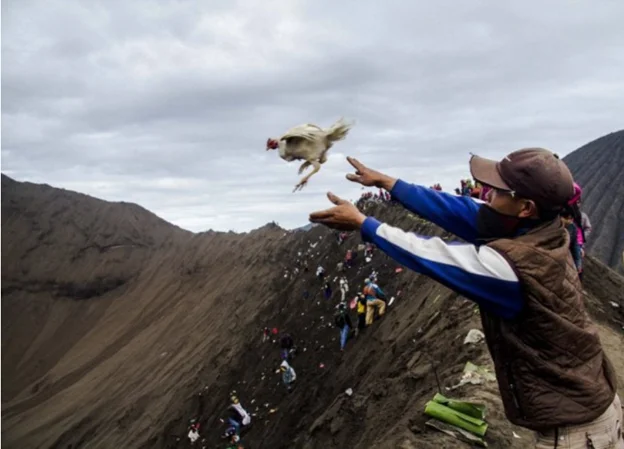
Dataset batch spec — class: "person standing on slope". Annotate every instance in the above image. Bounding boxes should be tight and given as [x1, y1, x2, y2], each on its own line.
[309, 151, 620, 449]
[339, 276, 349, 302]
[280, 360, 297, 391]
[334, 302, 353, 351]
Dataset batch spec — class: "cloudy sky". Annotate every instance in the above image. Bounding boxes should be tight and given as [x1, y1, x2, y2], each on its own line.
[2, 0, 623, 232]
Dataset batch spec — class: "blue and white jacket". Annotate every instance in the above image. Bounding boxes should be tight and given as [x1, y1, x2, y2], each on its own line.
[361, 180, 523, 320]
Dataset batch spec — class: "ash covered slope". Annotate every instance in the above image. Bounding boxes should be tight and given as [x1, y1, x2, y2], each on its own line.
[1, 175, 297, 449]
[158, 202, 624, 449]
[563, 130, 624, 273]
[1, 175, 623, 449]
[1, 173, 190, 297]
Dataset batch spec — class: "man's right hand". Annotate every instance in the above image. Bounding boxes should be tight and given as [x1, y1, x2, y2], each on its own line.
[346, 157, 397, 191]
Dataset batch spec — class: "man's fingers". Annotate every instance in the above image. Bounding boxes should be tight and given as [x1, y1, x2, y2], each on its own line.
[347, 156, 364, 171]
[346, 173, 361, 183]
[309, 209, 334, 220]
[327, 192, 346, 205]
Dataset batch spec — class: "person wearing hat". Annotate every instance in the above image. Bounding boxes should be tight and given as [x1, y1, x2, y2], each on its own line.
[309, 152, 620, 448]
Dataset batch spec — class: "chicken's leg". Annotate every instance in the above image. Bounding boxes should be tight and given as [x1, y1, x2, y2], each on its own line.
[298, 161, 312, 174]
[293, 161, 321, 192]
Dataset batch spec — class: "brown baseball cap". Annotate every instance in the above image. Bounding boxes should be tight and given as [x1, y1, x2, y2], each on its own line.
[469, 148, 575, 211]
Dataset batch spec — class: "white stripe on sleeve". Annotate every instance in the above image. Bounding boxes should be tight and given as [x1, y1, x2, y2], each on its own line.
[376, 223, 518, 282]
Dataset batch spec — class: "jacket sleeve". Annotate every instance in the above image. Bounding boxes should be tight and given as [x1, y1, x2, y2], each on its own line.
[390, 179, 482, 243]
[361, 217, 523, 319]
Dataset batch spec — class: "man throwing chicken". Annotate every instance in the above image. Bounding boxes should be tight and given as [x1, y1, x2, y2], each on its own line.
[309, 151, 621, 448]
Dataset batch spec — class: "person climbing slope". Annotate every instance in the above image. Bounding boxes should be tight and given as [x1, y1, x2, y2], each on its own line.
[279, 333, 295, 360]
[280, 360, 297, 391]
[223, 396, 251, 437]
[362, 278, 386, 326]
[262, 327, 270, 343]
[334, 303, 353, 351]
[188, 422, 200, 444]
[309, 152, 620, 448]
[339, 276, 349, 302]
[224, 434, 244, 449]
[345, 249, 354, 268]
[355, 293, 367, 335]
[323, 281, 332, 300]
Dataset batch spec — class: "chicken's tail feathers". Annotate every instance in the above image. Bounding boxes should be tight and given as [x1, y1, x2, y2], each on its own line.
[325, 117, 354, 143]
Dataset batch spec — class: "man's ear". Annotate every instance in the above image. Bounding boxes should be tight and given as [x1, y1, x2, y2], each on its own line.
[518, 199, 538, 218]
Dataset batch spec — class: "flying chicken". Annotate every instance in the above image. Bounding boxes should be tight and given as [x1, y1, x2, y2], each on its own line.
[266, 118, 354, 192]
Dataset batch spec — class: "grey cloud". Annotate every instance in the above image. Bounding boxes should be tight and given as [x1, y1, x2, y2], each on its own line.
[2, 0, 624, 231]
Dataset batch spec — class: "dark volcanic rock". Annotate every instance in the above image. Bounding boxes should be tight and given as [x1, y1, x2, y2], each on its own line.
[563, 130, 624, 274]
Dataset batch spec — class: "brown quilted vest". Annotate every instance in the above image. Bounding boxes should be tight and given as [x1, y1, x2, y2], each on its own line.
[482, 219, 617, 431]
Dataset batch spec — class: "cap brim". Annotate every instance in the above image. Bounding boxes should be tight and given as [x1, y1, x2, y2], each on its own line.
[469, 155, 512, 191]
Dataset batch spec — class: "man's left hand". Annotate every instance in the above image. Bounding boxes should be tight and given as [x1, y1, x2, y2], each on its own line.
[309, 192, 367, 231]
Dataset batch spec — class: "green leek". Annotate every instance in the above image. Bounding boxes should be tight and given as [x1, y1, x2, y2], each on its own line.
[432, 393, 486, 420]
[424, 401, 488, 437]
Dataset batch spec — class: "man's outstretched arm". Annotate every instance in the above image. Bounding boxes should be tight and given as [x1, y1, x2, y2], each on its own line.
[361, 217, 523, 319]
[344, 157, 482, 243]
[390, 180, 482, 243]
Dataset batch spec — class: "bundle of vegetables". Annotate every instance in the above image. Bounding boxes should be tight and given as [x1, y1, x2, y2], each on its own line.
[424, 393, 488, 446]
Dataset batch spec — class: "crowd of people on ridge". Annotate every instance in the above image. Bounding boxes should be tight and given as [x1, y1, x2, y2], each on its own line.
[358, 188, 392, 203]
